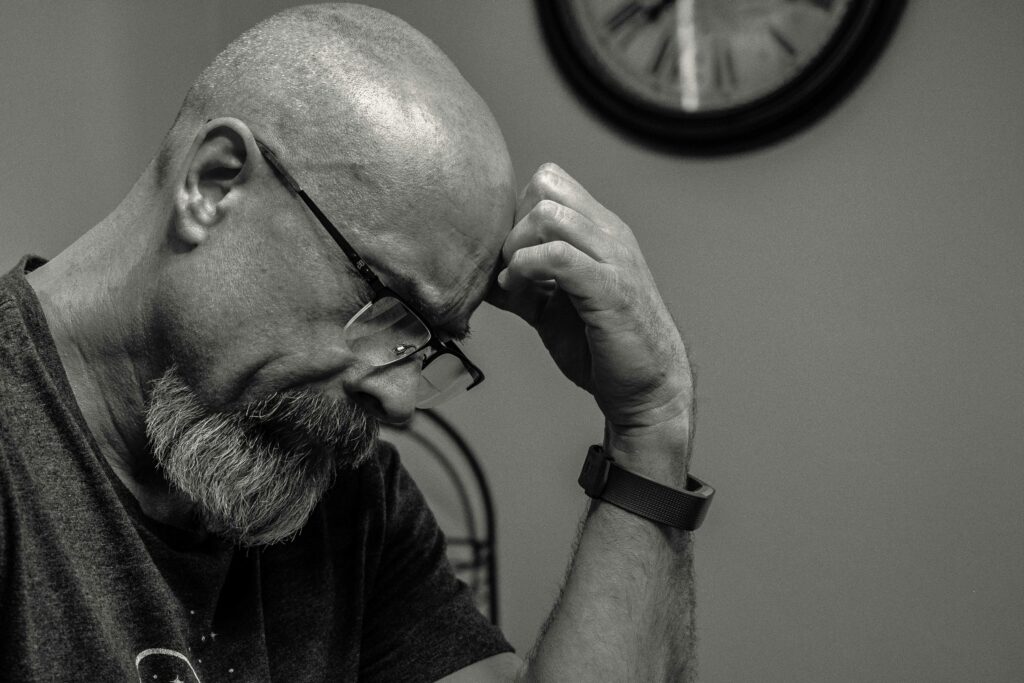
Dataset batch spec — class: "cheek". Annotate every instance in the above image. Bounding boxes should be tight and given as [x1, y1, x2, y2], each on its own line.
[152, 263, 312, 407]
[153, 282, 370, 409]
[151, 217, 373, 408]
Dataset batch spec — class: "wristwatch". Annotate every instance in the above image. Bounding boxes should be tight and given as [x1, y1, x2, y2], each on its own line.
[578, 445, 714, 531]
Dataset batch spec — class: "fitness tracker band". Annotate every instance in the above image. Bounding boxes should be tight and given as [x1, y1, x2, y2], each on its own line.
[578, 445, 714, 531]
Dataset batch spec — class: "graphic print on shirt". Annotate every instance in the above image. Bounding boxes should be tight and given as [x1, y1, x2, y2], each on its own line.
[135, 648, 202, 683]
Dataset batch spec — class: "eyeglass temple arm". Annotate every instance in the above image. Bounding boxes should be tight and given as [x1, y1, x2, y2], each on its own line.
[255, 140, 385, 290]
[256, 140, 484, 387]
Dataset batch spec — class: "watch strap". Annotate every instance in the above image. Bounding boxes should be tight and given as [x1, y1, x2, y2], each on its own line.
[578, 444, 714, 531]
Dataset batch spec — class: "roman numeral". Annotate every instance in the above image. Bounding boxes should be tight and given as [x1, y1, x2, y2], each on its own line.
[649, 33, 673, 75]
[769, 27, 797, 58]
[712, 43, 738, 92]
[604, 1, 675, 49]
[606, 1, 645, 32]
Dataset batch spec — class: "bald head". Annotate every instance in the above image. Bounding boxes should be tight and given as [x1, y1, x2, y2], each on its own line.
[133, 3, 517, 409]
[159, 3, 513, 235]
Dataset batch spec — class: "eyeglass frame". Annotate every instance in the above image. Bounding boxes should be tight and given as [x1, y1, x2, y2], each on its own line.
[254, 138, 485, 394]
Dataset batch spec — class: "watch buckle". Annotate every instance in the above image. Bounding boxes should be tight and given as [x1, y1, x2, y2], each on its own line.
[578, 444, 611, 497]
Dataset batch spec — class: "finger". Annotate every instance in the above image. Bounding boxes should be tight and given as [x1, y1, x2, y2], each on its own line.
[499, 240, 612, 305]
[501, 199, 618, 265]
[518, 163, 621, 230]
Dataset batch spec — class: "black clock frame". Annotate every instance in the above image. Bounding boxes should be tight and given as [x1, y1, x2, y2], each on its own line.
[536, 0, 907, 155]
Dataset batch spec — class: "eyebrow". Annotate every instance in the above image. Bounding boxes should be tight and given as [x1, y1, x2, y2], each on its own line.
[390, 276, 473, 343]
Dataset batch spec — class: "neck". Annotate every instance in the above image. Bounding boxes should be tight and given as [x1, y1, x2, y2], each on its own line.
[26, 166, 198, 529]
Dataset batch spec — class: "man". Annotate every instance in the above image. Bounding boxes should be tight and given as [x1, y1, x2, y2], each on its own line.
[0, 4, 707, 681]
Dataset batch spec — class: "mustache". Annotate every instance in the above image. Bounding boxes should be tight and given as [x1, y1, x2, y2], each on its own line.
[149, 372, 380, 467]
[240, 386, 380, 464]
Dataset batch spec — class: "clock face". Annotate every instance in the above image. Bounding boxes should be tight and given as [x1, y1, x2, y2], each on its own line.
[567, 0, 853, 112]
[538, 0, 905, 153]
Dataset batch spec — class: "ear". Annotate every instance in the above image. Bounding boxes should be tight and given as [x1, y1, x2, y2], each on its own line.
[173, 117, 258, 247]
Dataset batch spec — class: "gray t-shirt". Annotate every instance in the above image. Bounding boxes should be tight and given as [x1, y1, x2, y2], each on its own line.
[0, 257, 511, 682]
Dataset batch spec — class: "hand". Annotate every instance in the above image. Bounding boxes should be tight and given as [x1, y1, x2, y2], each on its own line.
[488, 164, 694, 475]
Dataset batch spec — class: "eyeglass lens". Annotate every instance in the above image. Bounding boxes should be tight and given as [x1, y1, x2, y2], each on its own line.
[342, 295, 475, 407]
[417, 353, 477, 408]
[343, 297, 431, 366]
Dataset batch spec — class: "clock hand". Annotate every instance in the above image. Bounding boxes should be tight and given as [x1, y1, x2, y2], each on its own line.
[607, 0, 676, 34]
[644, 0, 677, 23]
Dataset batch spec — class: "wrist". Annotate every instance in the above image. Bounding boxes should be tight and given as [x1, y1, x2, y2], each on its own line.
[579, 444, 714, 531]
[605, 409, 693, 485]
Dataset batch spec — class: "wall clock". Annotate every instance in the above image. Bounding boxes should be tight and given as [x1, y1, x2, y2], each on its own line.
[536, 0, 906, 154]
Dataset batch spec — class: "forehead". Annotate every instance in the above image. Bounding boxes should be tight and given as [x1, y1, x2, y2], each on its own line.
[365, 216, 506, 340]
[289, 149, 513, 341]
[296, 93, 516, 335]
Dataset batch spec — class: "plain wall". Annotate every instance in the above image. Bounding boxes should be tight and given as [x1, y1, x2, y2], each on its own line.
[2, 2, 1022, 680]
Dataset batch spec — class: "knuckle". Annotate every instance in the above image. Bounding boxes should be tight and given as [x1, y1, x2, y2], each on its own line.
[534, 198, 564, 226]
[544, 240, 575, 266]
[608, 238, 632, 262]
[536, 161, 564, 178]
[508, 247, 530, 269]
[533, 165, 563, 195]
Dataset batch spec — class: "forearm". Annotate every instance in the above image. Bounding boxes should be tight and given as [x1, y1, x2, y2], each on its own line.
[521, 499, 696, 682]
[492, 162, 704, 682]
[519, 421, 698, 682]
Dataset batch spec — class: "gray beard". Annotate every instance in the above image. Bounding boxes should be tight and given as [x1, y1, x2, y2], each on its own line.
[145, 366, 379, 547]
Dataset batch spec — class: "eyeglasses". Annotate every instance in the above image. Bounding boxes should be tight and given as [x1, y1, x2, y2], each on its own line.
[255, 139, 484, 408]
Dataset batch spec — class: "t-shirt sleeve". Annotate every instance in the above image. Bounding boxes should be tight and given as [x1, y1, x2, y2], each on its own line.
[359, 444, 513, 682]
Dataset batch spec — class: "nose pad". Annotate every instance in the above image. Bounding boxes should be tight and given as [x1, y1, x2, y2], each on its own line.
[346, 357, 422, 425]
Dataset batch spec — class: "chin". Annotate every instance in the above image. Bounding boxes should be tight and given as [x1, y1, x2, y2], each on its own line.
[145, 365, 379, 545]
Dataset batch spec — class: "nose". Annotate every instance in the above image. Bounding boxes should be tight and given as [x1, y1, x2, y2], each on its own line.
[344, 357, 421, 425]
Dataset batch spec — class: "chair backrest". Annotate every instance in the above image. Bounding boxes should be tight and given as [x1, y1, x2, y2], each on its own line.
[380, 409, 499, 625]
